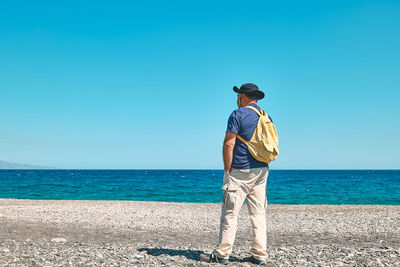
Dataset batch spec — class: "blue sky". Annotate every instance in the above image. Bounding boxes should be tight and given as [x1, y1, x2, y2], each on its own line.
[1, 0, 399, 169]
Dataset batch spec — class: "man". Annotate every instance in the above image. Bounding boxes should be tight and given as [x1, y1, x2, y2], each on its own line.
[201, 83, 271, 265]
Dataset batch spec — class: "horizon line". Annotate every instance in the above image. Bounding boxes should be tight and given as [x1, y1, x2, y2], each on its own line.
[1, 168, 399, 171]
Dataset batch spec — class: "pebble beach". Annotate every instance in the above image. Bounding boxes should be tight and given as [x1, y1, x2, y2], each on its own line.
[0, 199, 399, 266]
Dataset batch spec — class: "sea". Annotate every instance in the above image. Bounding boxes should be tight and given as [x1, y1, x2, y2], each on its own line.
[0, 170, 399, 205]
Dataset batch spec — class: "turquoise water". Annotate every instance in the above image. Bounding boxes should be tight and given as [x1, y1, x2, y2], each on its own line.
[0, 170, 399, 204]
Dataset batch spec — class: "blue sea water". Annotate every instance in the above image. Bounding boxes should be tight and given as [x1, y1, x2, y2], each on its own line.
[0, 170, 399, 204]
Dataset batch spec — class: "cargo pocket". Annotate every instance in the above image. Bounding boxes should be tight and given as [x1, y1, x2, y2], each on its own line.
[221, 183, 239, 209]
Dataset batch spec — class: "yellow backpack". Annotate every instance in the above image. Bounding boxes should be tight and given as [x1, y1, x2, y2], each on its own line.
[236, 105, 279, 163]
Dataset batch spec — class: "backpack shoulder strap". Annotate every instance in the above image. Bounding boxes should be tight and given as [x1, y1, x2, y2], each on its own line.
[244, 105, 271, 122]
[236, 134, 247, 144]
[244, 105, 262, 116]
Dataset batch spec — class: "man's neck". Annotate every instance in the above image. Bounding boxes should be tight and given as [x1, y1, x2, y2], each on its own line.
[241, 101, 257, 107]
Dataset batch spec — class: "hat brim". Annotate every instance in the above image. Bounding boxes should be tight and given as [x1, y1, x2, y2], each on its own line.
[233, 86, 265, 100]
[246, 91, 265, 100]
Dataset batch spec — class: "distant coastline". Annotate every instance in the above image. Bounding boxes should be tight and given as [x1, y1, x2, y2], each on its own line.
[0, 161, 50, 169]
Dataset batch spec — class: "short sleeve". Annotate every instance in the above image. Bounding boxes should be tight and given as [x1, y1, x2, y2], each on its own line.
[226, 110, 240, 134]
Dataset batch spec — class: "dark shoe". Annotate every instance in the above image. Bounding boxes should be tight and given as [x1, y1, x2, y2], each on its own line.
[249, 256, 267, 265]
[200, 253, 229, 265]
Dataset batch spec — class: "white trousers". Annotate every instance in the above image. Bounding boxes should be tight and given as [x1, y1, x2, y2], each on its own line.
[214, 167, 269, 260]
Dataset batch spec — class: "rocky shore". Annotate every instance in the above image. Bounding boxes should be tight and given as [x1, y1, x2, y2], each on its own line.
[0, 199, 399, 266]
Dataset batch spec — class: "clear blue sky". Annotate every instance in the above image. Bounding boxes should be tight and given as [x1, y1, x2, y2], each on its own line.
[1, 0, 399, 169]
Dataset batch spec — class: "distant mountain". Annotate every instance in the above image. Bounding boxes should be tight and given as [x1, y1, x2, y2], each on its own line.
[0, 161, 50, 169]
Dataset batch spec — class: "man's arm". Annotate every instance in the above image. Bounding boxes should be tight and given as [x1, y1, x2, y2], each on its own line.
[223, 131, 237, 173]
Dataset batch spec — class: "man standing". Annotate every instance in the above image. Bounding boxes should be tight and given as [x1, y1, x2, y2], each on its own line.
[201, 83, 271, 265]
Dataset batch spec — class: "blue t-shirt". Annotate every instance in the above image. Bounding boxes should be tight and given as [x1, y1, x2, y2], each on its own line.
[226, 104, 273, 169]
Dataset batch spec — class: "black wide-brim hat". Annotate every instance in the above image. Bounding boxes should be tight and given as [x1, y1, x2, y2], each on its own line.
[233, 83, 265, 100]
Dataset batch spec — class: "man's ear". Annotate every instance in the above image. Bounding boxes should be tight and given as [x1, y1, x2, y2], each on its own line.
[239, 94, 246, 106]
